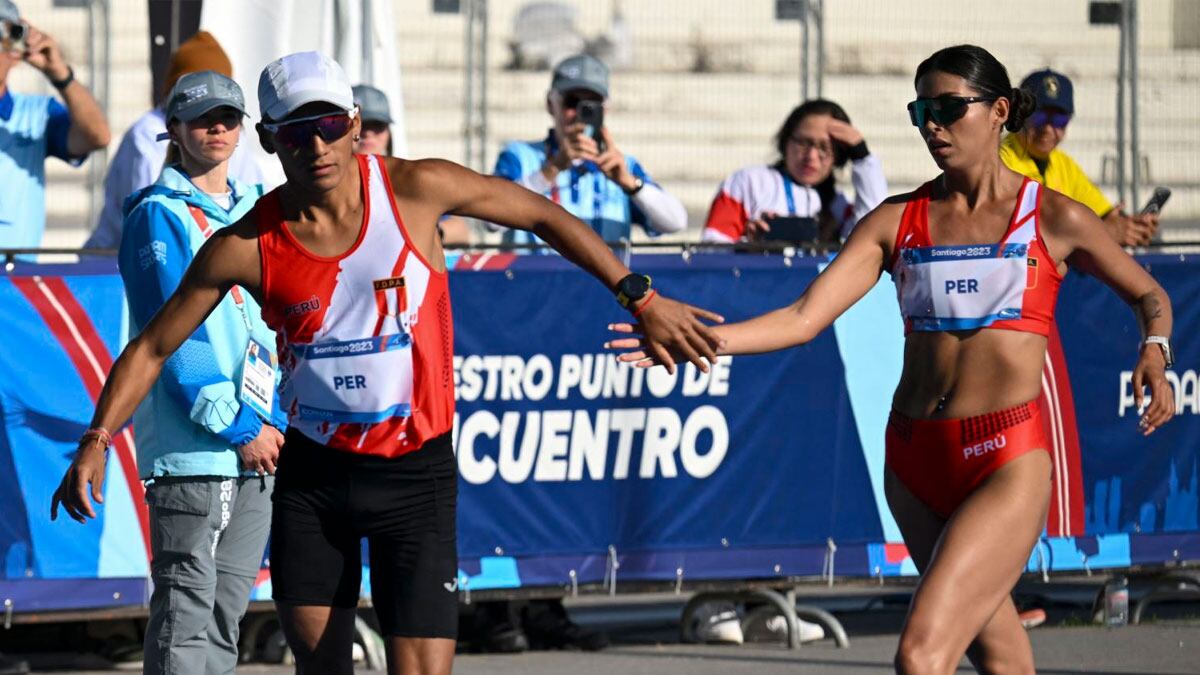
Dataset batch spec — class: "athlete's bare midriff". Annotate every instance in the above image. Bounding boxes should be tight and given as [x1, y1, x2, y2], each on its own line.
[891, 329, 1047, 419]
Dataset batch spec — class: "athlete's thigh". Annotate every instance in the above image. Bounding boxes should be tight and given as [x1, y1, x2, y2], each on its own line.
[884, 467, 946, 573]
[386, 636, 455, 675]
[905, 450, 1052, 657]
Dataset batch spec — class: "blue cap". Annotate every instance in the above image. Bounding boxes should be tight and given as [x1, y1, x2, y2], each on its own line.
[352, 84, 393, 124]
[1020, 69, 1074, 115]
[550, 54, 609, 99]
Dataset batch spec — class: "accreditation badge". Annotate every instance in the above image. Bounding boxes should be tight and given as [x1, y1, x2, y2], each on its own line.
[239, 338, 276, 420]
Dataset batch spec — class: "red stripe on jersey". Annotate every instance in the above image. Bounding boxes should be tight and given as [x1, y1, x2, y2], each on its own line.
[703, 191, 748, 241]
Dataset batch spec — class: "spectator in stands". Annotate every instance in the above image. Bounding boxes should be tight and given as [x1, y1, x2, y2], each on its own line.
[492, 53, 687, 247]
[1001, 69, 1157, 246]
[0, 0, 109, 251]
[86, 71, 281, 674]
[84, 30, 264, 250]
[352, 83, 394, 156]
[702, 99, 886, 244]
[354, 83, 470, 245]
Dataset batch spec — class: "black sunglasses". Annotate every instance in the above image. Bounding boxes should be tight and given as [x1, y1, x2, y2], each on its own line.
[262, 108, 358, 151]
[907, 96, 995, 128]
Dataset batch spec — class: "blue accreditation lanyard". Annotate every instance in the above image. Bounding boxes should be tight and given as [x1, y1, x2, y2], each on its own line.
[778, 168, 797, 216]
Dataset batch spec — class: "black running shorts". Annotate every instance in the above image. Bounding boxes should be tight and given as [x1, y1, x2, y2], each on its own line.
[270, 429, 458, 638]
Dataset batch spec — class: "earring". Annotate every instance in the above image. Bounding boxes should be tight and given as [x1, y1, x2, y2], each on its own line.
[353, 135, 361, 141]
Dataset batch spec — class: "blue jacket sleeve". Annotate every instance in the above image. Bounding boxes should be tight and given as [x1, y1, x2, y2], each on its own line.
[44, 98, 85, 164]
[118, 202, 263, 446]
[493, 145, 525, 181]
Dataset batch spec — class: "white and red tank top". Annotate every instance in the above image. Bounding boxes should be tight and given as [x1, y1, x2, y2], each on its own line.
[888, 177, 1062, 336]
[257, 154, 454, 457]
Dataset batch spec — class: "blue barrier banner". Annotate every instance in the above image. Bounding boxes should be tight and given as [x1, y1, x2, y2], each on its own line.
[450, 254, 884, 588]
[1, 252, 1197, 611]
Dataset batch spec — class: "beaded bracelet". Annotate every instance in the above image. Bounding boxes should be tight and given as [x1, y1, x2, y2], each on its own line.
[79, 427, 112, 449]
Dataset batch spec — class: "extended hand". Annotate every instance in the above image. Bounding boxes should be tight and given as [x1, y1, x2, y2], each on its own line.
[50, 440, 108, 523]
[239, 424, 285, 475]
[606, 296, 724, 373]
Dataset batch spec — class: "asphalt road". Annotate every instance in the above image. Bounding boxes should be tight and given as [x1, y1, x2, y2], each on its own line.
[16, 587, 1200, 674]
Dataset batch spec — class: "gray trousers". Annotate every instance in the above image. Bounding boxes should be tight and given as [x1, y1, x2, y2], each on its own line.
[143, 475, 273, 675]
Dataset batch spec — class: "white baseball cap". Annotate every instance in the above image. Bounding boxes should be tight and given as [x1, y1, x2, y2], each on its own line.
[258, 51, 354, 122]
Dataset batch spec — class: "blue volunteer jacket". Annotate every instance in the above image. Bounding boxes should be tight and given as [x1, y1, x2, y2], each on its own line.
[493, 129, 658, 247]
[117, 165, 285, 479]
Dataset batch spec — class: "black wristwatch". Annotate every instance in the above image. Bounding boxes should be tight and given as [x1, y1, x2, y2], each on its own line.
[615, 273, 652, 309]
[622, 176, 645, 196]
[50, 66, 75, 91]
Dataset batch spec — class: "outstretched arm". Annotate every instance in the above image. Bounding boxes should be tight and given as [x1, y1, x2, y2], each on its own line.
[608, 200, 902, 362]
[397, 158, 726, 374]
[1043, 192, 1174, 434]
[51, 225, 261, 522]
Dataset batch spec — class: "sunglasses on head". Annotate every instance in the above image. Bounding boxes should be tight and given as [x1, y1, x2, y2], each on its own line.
[1028, 110, 1071, 129]
[907, 96, 995, 128]
[262, 108, 358, 151]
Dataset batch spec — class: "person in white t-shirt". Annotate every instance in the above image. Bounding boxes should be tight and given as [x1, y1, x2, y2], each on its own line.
[84, 31, 263, 250]
[702, 99, 886, 244]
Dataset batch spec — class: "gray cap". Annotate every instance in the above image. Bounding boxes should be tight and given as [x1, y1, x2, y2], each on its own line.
[352, 84, 393, 124]
[550, 54, 608, 99]
[157, 71, 246, 140]
[0, 0, 20, 24]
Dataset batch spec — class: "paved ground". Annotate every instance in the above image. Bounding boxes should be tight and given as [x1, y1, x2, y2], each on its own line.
[11, 585, 1200, 673]
[39, 624, 1200, 674]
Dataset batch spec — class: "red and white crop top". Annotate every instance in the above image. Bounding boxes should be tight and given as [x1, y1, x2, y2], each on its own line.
[888, 178, 1062, 336]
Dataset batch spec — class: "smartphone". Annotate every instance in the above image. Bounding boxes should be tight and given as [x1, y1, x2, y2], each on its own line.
[575, 100, 606, 153]
[2, 21, 26, 54]
[1139, 187, 1171, 216]
[762, 216, 820, 243]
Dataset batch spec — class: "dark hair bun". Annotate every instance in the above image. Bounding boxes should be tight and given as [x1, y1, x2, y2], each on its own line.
[1006, 87, 1036, 132]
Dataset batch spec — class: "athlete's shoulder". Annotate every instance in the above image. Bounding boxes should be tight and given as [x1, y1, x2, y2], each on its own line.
[1037, 183, 1097, 232]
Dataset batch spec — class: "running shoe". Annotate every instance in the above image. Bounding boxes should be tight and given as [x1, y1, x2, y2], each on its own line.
[692, 602, 744, 644]
[1018, 608, 1047, 629]
[743, 614, 826, 643]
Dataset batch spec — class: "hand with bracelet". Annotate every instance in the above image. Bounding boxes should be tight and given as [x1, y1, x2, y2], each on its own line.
[50, 427, 112, 523]
[611, 273, 725, 374]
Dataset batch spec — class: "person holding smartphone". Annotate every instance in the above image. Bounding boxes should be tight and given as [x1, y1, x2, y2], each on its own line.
[702, 99, 887, 245]
[491, 54, 687, 249]
[1001, 69, 1159, 246]
[0, 0, 109, 252]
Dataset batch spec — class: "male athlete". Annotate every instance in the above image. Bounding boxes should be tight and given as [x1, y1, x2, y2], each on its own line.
[51, 52, 722, 675]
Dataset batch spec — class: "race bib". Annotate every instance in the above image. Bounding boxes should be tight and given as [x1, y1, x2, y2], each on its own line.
[288, 334, 414, 424]
[898, 243, 1027, 331]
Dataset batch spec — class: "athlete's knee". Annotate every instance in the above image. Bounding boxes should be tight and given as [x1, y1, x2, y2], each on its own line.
[279, 607, 355, 674]
[895, 629, 958, 675]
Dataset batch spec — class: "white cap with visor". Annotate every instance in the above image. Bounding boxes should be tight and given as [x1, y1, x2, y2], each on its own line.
[258, 51, 354, 122]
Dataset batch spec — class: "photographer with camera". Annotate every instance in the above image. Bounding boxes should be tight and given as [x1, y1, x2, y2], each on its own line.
[492, 54, 687, 248]
[702, 99, 886, 246]
[0, 0, 109, 251]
